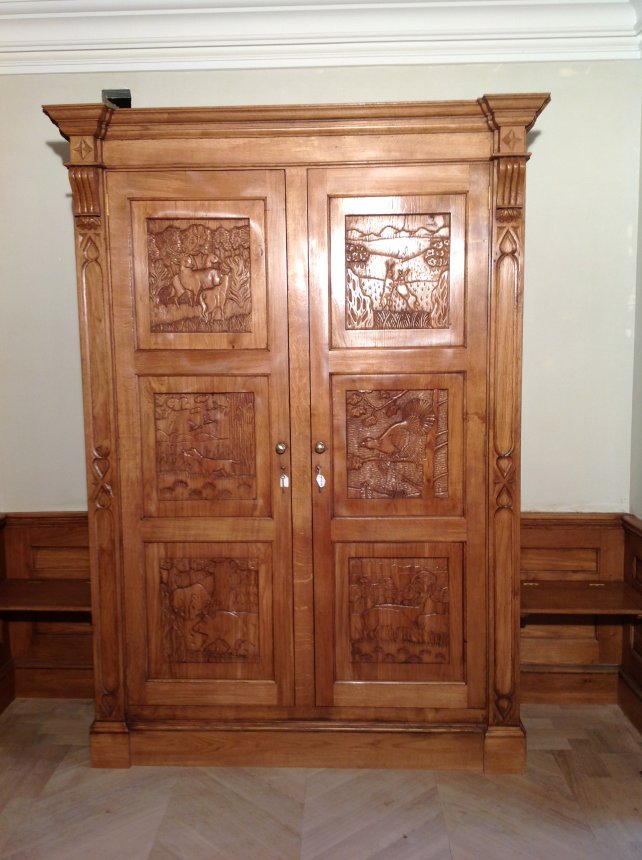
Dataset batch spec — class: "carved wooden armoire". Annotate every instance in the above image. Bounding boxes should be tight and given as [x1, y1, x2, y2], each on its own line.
[45, 94, 548, 771]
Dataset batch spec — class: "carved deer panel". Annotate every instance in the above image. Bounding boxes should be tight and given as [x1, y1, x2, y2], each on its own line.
[147, 218, 252, 334]
[128, 193, 269, 351]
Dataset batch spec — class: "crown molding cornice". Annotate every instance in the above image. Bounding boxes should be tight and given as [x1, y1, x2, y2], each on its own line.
[1, 1, 641, 75]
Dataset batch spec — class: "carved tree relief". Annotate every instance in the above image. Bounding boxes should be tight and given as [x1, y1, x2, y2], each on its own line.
[349, 557, 449, 664]
[147, 218, 252, 333]
[345, 214, 450, 330]
[154, 392, 256, 501]
[346, 388, 448, 499]
[159, 557, 259, 663]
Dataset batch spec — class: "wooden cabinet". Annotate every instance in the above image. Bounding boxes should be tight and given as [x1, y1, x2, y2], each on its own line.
[45, 95, 548, 771]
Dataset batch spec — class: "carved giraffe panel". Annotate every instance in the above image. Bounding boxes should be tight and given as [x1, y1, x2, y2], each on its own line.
[329, 192, 466, 349]
[348, 557, 450, 664]
[154, 391, 257, 503]
[147, 218, 252, 334]
[332, 374, 463, 517]
[345, 388, 448, 501]
[345, 214, 451, 330]
[159, 556, 260, 664]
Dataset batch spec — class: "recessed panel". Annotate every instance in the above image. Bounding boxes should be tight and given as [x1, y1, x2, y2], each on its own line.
[331, 195, 465, 348]
[132, 200, 268, 350]
[333, 374, 464, 517]
[335, 542, 464, 684]
[345, 213, 451, 330]
[146, 542, 273, 682]
[147, 217, 252, 334]
[139, 376, 271, 518]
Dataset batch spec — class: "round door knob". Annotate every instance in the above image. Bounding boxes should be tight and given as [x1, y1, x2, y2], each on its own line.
[275, 442, 288, 455]
[314, 441, 327, 454]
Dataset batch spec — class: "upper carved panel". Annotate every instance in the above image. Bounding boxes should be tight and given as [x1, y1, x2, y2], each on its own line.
[160, 556, 259, 663]
[346, 388, 448, 500]
[349, 557, 450, 664]
[154, 392, 256, 502]
[147, 219, 252, 333]
[345, 214, 450, 330]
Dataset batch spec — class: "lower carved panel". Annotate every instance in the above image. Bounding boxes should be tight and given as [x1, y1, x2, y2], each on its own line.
[348, 557, 450, 664]
[335, 542, 464, 686]
[145, 542, 273, 683]
[160, 556, 259, 664]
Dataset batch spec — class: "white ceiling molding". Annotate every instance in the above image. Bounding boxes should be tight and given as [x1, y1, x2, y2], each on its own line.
[1, 0, 641, 75]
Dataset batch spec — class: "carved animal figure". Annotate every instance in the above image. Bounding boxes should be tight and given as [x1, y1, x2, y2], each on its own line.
[182, 448, 236, 476]
[194, 609, 258, 657]
[171, 581, 210, 621]
[380, 258, 418, 311]
[360, 397, 435, 457]
[199, 271, 230, 322]
[172, 255, 222, 306]
[170, 581, 211, 651]
[361, 595, 431, 644]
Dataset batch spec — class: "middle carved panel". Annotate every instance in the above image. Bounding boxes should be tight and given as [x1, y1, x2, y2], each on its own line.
[332, 374, 464, 517]
[139, 375, 271, 518]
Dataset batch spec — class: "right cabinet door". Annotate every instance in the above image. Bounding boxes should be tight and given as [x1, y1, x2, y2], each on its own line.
[308, 164, 490, 712]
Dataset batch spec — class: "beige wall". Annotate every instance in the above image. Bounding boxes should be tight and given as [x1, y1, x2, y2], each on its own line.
[0, 61, 640, 512]
[631, 102, 642, 520]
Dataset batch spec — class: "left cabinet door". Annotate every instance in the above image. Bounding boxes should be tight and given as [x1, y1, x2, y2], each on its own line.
[107, 170, 294, 709]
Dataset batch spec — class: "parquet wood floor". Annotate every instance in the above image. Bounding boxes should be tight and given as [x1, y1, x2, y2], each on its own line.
[0, 700, 640, 859]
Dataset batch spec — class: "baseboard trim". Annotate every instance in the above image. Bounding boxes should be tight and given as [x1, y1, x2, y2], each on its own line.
[1, 510, 639, 715]
[126, 724, 494, 771]
[618, 671, 642, 734]
[14, 667, 94, 699]
[521, 667, 619, 704]
[0, 660, 15, 713]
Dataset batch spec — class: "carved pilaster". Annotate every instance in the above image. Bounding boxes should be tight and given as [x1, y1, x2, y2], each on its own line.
[68, 158, 125, 729]
[489, 215, 522, 727]
[480, 96, 550, 736]
[487, 122, 534, 730]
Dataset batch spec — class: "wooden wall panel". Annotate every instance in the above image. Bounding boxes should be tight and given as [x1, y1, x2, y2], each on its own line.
[2, 511, 640, 714]
[0, 517, 16, 711]
[520, 513, 625, 703]
[1, 514, 93, 700]
[620, 515, 642, 731]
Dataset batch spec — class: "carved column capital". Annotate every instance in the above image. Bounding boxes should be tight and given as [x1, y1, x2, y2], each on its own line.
[68, 166, 103, 218]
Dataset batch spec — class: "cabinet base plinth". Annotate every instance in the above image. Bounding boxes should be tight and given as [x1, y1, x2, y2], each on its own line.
[483, 725, 526, 773]
[90, 720, 131, 768]
[124, 724, 487, 770]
